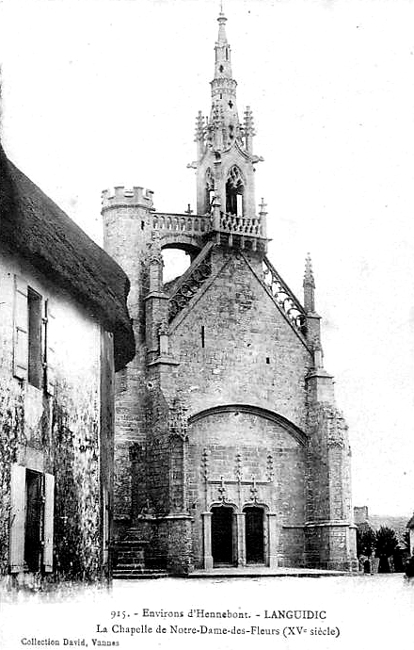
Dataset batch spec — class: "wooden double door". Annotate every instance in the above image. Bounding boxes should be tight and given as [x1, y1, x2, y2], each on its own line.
[211, 505, 265, 566]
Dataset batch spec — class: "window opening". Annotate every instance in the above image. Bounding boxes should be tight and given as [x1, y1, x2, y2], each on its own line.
[201, 326, 205, 348]
[24, 470, 43, 572]
[28, 288, 42, 388]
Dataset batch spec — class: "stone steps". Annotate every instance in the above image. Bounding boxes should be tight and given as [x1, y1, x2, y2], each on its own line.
[113, 568, 168, 580]
[112, 532, 167, 579]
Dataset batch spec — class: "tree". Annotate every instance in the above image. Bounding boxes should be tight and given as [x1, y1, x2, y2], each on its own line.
[375, 526, 400, 573]
[356, 525, 376, 557]
[401, 530, 410, 551]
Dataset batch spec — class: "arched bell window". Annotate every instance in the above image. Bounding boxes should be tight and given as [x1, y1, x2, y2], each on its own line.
[205, 167, 215, 213]
[226, 165, 244, 216]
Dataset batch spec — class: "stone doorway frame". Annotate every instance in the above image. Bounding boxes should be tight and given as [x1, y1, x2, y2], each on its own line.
[202, 501, 278, 569]
[202, 501, 238, 569]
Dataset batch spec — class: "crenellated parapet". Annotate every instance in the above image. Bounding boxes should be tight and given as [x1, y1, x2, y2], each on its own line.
[101, 186, 155, 212]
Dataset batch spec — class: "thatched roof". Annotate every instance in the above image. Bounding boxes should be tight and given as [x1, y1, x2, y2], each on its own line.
[0, 145, 135, 370]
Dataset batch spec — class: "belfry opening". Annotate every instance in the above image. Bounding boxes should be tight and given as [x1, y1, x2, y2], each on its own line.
[225, 165, 244, 216]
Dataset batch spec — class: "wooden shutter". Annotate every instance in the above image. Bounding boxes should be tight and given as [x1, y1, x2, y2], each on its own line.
[13, 276, 28, 380]
[9, 464, 26, 573]
[102, 487, 109, 566]
[43, 473, 55, 573]
[44, 300, 56, 395]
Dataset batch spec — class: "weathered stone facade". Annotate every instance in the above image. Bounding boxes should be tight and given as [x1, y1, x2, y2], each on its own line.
[103, 10, 357, 575]
[0, 148, 134, 588]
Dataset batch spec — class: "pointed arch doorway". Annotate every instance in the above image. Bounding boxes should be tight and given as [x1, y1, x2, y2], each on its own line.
[211, 505, 235, 566]
[244, 506, 265, 564]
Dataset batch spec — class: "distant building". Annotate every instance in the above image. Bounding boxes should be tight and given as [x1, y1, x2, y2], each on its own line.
[0, 143, 134, 587]
[354, 506, 369, 526]
[103, 10, 357, 575]
[354, 506, 410, 539]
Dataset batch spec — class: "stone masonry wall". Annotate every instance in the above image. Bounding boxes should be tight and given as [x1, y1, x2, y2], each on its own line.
[170, 248, 313, 430]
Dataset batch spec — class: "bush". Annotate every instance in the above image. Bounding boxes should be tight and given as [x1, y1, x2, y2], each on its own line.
[405, 556, 414, 578]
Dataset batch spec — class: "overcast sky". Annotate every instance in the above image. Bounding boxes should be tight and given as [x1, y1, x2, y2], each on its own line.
[1, 0, 413, 517]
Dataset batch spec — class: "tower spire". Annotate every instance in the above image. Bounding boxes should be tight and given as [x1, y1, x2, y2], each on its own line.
[218, 3, 227, 40]
[212, 6, 235, 90]
[206, 6, 242, 155]
[193, 9, 264, 247]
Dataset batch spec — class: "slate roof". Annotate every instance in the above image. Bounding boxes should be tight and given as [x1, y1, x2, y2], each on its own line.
[0, 144, 135, 371]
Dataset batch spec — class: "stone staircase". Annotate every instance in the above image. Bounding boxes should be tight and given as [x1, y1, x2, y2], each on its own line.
[112, 531, 168, 580]
[168, 241, 213, 322]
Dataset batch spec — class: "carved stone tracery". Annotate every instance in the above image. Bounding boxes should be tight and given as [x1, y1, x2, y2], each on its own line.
[262, 257, 307, 336]
[168, 248, 212, 321]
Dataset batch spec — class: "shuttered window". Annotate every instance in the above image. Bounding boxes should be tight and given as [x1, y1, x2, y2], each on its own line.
[9, 465, 55, 574]
[43, 473, 55, 572]
[9, 464, 26, 573]
[13, 277, 55, 394]
[13, 276, 28, 380]
[43, 300, 56, 396]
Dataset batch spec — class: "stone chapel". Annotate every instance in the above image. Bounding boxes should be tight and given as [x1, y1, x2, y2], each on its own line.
[102, 9, 358, 575]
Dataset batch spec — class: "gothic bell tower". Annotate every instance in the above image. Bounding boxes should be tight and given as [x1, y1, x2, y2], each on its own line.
[103, 5, 357, 576]
[192, 8, 267, 252]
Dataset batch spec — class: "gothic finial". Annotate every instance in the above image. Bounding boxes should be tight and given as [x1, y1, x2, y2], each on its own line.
[304, 253, 315, 287]
[243, 106, 255, 134]
[303, 253, 316, 313]
[194, 111, 205, 142]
